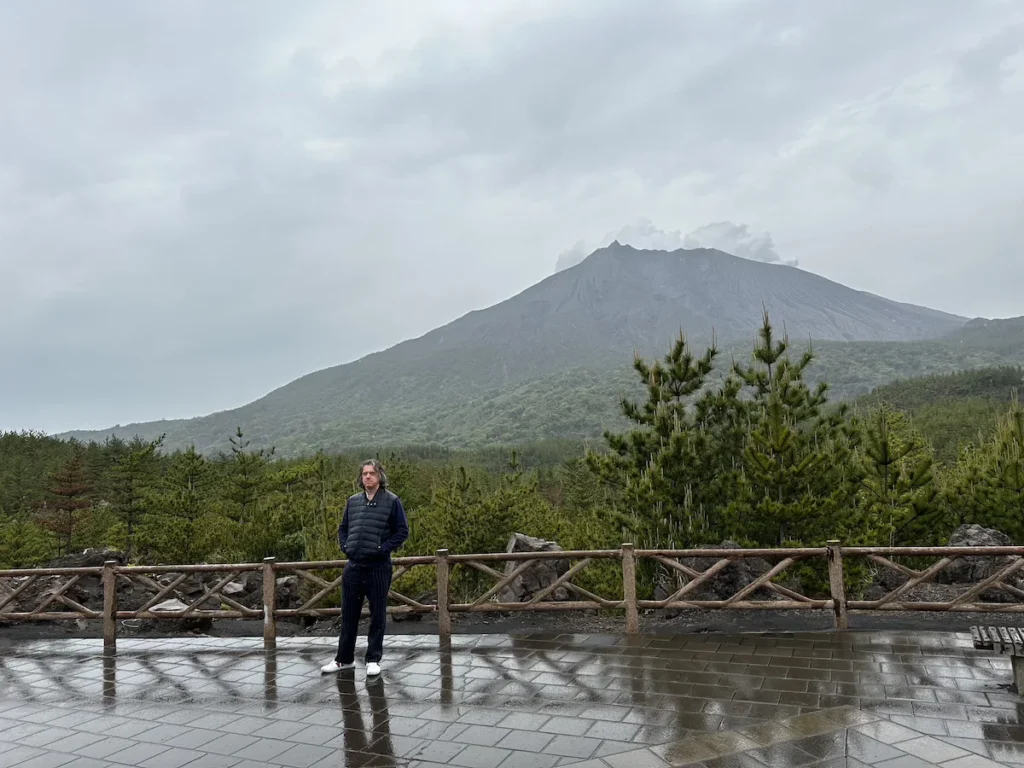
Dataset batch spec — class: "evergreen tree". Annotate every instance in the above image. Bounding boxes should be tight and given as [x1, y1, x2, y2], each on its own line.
[145, 445, 213, 563]
[296, 451, 345, 563]
[857, 406, 938, 546]
[221, 427, 275, 524]
[0, 518, 52, 569]
[217, 427, 285, 560]
[728, 312, 860, 546]
[107, 435, 164, 561]
[0, 454, 32, 519]
[586, 330, 736, 547]
[983, 393, 1024, 539]
[38, 450, 94, 556]
[942, 442, 996, 531]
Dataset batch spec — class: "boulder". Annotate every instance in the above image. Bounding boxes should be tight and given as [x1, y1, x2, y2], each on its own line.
[497, 534, 570, 603]
[655, 541, 786, 604]
[275, 575, 301, 609]
[42, 548, 127, 569]
[157, 572, 206, 596]
[932, 524, 1021, 603]
[146, 598, 213, 633]
[937, 524, 1015, 584]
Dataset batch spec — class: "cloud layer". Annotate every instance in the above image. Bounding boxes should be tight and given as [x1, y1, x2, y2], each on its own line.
[554, 219, 795, 271]
[2, 0, 1023, 432]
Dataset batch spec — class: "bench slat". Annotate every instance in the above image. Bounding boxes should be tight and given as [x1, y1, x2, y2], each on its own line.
[991, 626, 1005, 653]
[999, 626, 1015, 654]
[970, 625, 985, 649]
[1009, 627, 1024, 655]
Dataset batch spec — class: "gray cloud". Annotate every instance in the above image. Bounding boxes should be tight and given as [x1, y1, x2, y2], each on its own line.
[555, 219, 686, 271]
[683, 222, 797, 267]
[1, 0, 1023, 433]
[554, 220, 793, 271]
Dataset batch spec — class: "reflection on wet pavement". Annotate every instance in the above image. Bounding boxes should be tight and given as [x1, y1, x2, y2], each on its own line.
[0, 630, 1021, 766]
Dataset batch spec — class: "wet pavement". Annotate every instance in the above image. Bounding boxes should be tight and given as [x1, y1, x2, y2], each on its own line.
[1, 630, 1022, 767]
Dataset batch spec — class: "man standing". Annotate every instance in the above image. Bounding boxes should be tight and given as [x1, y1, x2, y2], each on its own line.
[321, 459, 409, 677]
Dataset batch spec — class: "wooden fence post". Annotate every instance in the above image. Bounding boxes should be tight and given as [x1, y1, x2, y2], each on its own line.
[102, 560, 118, 651]
[826, 540, 848, 630]
[622, 543, 639, 634]
[436, 549, 451, 639]
[263, 557, 277, 650]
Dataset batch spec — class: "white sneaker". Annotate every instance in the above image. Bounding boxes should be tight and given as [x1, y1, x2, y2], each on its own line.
[321, 660, 355, 674]
[366, 662, 381, 677]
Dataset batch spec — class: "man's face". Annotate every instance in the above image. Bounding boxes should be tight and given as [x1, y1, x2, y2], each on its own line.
[362, 465, 380, 491]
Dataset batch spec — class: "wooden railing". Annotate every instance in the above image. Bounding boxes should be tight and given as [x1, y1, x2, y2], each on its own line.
[4, 541, 1024, 650]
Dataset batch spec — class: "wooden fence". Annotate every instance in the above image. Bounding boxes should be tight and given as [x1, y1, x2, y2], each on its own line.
[4, 541, 1024, 650]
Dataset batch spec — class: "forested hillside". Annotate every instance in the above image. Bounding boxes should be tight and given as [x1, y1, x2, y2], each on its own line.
[854, 365, 1024, 464]
[7, 314, 1024, 601]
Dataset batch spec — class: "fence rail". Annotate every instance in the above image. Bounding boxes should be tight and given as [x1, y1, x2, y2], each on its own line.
[4, 541, 1024, 650]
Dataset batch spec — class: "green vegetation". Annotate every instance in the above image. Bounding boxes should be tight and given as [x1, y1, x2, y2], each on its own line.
[5, 313, 1024, 603]
[853, 365, 1024, 463]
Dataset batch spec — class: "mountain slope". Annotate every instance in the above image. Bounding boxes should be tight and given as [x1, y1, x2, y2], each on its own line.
[60, 244, 976, 455]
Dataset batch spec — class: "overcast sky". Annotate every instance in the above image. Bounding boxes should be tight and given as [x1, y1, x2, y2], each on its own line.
[2, 0, 1023, 434]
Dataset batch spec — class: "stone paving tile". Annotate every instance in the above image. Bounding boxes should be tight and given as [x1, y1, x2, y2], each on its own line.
[1, 629, 1023, 766]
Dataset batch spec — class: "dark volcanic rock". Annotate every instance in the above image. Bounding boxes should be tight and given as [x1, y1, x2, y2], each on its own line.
[654, 541, 799, 612]
[498, 534, 571, 603]
[42, 548, 127, 569]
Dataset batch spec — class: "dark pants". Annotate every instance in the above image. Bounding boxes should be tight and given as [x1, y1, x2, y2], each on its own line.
[335, 560, 392, 664]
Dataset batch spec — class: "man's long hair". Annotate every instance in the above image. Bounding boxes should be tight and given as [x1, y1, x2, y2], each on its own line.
[356, 459, 388, 491]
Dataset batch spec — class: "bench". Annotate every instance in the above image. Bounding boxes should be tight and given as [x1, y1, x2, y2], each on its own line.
[971, 625, 1024, 692]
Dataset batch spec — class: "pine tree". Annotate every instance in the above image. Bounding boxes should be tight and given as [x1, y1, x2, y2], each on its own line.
[586, 329, 737, 547]
[220, 428, 294, 561]
[107, 436, 163, 561]
[0, 518, 52, 569]
[857, 405, 938, 546]
[146, 445, 212, 563]
[984, 392, 1024, 539]
[729, 311, 860, 546]
[295, 451, 345, 563]
[942, 442, 996, 531]
[39, 450, 94, 556]
[222, 427, 275, 524]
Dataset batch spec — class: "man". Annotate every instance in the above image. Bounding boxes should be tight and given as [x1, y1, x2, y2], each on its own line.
[321, 459, 409, 677]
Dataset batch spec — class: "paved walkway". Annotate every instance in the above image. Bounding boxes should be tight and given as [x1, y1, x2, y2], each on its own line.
[0, 629, 1021, 767]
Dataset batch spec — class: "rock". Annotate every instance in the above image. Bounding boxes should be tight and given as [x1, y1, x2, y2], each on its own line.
[147, 598, 213, 633]
[657, 541, 783, 604]
[157, 572, 206, 596]
[238, 572, 263, 595]
[150, 598, 190, 613]
[41, 548, 127, 569]
[938, 524, 1014, 583]
[275, 576, 301, 608]
[873, 565, 909, 591]
[497, 534, 570, 604]
[862, 584, 887, 602]
[222, 581, 246, 596]
[934, 524, 1021, 602]
[393, 592, 436, 622]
